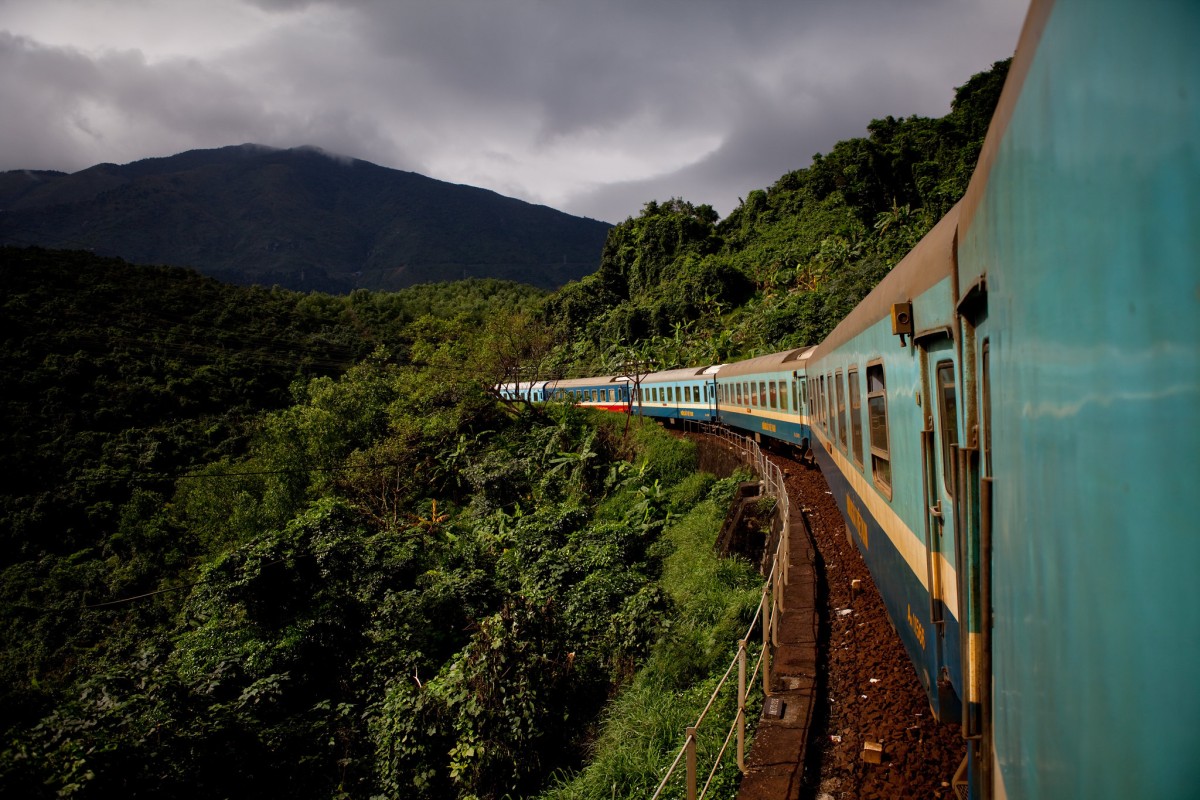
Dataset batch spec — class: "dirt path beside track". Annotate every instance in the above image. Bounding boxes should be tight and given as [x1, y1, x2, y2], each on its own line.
[766, 448, 964, 800]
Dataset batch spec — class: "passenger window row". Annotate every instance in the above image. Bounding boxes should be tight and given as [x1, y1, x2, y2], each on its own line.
[813, 362, 892, 495]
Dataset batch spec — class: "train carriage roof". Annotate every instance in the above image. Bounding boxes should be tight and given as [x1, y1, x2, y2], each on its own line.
[717, 346, 815, 379]
[545, 375, 623, 390]
[809, 202, 960, 363]
[641, 364, 721, 384]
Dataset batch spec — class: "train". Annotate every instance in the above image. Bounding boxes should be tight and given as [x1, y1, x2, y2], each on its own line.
[500, 0, 1199, 797]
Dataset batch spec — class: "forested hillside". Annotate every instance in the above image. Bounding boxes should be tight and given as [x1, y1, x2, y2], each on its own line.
[1, 58, 1008, 799]
[0, 248, 757, 798]
[0, 145, 612, 292]
[542, 59, 1008, 374]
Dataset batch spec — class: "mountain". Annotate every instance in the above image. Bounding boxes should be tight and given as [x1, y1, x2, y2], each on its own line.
[0, 145, 611, 292]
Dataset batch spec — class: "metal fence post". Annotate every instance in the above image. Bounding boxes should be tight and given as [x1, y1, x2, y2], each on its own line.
[686, 727, 698, 800]
[761, 591, 771, 696]
[772, 563, 781, 646]
[737, 640, 747, 772]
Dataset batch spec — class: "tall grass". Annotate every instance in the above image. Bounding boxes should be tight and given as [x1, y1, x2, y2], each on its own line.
[539, 477, 765, 800]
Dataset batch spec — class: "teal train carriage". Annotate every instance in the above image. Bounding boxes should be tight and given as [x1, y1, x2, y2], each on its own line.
[545, 376, 630, 412]
[496, 380, 550, 403]
[805, 204, 967, 726]
[804, 0, 1200, 796]
[949, 0, 1199, 797]
[714, 347, 814, 451]
[634, 365, 721, 422]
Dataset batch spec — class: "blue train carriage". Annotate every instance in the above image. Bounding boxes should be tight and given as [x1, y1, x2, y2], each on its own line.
[951, 1, 1200, 797]
[713, 347, 814, 450]
[545, 375, 630, 412]
[495, 380, 550, 402]
[634, 365, 720, 422]
[805, 203, 967, 727]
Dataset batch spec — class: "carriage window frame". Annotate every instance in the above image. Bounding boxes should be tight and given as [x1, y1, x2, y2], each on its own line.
[936, 360, 959, 497]
[848, 367, 864, 469]
[982, 341, 992, 478]
[866, 361, 892, 497]
[779, 381, 788, 412]
[826, 374, 836, 441]
[820, 375, 827, 428]
[769, 381, 778, 409]
[835, 370, 847, 451]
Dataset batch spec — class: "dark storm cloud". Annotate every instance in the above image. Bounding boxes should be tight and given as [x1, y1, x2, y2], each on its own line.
[0, 0, 1024, 221]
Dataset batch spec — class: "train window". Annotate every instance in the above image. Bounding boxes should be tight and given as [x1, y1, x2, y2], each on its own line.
[848, 368, 864, 468]
[779, 381, 788, 412]
[937, 361, 958, 497]
[759, 382, 767, 409]
[749, 382, 756, 407]
[769, 382, 778, 409]
[867, 363, 892, 495]
[816, 376, 824, 427]
[824, 376, 831, 429]
[827, 374, 836, 441]
[683, 386, 690, 403]
[734, 383, 741, 404]
[836, 371, 847, 451]
[801, 378, 808, 410]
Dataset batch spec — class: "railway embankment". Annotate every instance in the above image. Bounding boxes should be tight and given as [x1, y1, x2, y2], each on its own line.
[682, 428, 965, 799]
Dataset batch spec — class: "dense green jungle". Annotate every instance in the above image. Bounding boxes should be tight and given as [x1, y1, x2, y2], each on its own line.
[0, 59, 1007, 799]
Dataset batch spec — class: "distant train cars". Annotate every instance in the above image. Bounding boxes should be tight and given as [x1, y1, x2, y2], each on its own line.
[635, 365, 721, 422]
[714, 347, 814, 449]
[501, 0, 1198, 796]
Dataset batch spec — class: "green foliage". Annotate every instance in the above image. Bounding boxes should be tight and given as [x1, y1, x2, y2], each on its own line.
[538, 482, 765, 800]
[541, 59, 1011, 373]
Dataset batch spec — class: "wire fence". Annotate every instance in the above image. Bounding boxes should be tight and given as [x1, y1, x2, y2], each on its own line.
[649, 422, 792, 800]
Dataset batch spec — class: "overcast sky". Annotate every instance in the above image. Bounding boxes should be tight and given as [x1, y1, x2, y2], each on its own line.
[1, 0, 1026, 223]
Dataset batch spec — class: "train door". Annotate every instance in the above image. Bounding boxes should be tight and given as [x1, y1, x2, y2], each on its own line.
[957, 280, 992, 800]
[916, 331, 961, 722]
